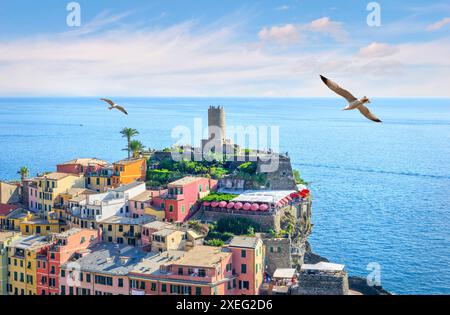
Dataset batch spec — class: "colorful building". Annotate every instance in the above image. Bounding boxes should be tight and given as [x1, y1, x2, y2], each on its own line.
[0, 231, 21, 295]
[19, 212, 68, 236]
[0, 181, 21, 204]
[27, 181, 39, 212]
[98, 215, 153, 246]
[0, 204, 20, 229]
[129, 190, 154, 218]
[228, 236, 264, 295]
[112, 158, 147, 187]
[36, 228, 101, 295]
[36, 172, 85, 217]
[7, 235, 52, 295]
[56, 158, 108, 176]
[154, 176, 217, 222]
[129, 245, 234, 295]
[87, 166, 114, 192]
[59, 243, 149, 295]
[66, 181, 146, 230]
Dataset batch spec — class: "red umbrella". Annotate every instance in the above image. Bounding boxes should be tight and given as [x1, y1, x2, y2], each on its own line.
[286, 195, 292, 201]
[243, 203, 251, 210]
[251, 203, 259, 211]
[227, 202, 235, 209]
[219, 201, 227, 208]
[290, 192, 299, 198]
[203, 201, 211, 206]
[259, 204, 269, 211]
[234, 202, 243, 210]
[211, 201, 219, 208]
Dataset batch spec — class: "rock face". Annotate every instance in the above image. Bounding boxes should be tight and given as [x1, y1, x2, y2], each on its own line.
[348, 276, 392, 295]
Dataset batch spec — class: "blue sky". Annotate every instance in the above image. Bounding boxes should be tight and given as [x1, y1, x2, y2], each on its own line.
[0, 0, 449, 96]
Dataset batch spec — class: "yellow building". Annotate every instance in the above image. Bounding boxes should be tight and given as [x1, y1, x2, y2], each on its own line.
[0, 231, 21, 295]
[36, 172, 85, 217]
[7, 235, 52, 295]
[19, 211, 68, 236]
[98, 215, 153, 247]
[144, 205, 166, 221]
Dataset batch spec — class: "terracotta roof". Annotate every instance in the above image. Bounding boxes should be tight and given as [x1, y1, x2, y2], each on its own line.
[37, 172, 77, 181]
[169, 176, 204, 187]
[114, 158, 145, 166]
[169, 245, 231, 268]
[59, 158, 108, 166]
[0, 204, 20, 216]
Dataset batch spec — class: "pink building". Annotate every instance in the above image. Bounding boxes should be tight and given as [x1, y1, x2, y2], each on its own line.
[129, 246, 234, 295]
[37, 228, 101, 295]
[129, 190, 159, 218]
[28, 183, 39, 212]
[59, 243, 148, 295]
[228, 236, 265, 295]
[56, 158, 108, 176]
[153, 177, 217, 222]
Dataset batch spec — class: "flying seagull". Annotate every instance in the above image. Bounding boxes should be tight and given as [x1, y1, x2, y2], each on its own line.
[100, 98, 128, 115]
[319, 75, 382, 123]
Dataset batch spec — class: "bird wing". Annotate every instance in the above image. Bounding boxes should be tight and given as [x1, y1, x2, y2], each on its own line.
[100, 98, 115, 106]
[114, 105, 128, 115]
[320, 75, 357, 103]
[357, 105, 382, 123]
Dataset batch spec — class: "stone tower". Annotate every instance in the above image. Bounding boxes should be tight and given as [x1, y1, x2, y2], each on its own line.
[207, 105, 226, 142]
[201, 106, 233, 155]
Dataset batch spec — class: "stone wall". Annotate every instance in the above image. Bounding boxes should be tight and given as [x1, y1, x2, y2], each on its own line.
[203, 209, 280, 231]
[294, 272, 349, 295]
[262, 237, 292, 276]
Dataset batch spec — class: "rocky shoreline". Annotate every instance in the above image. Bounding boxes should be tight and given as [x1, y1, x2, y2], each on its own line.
[304, 242, 391, 295]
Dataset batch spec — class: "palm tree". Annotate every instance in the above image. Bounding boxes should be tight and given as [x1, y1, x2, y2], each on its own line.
[129, 140, 145, 158]
[120, 128, 139, 159]
[17, 166, 29, 181]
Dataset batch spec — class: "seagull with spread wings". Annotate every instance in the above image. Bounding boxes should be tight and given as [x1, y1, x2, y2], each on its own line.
[319, 75, 382, 123]
[100, 98, 128, 115]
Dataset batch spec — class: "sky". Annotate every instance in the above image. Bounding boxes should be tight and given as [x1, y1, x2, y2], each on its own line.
[0, 0, 449, 97]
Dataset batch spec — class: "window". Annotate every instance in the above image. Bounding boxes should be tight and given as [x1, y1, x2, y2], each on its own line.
[178, 268, 183, 275]
[61, 270, 65, 277]
[181, 205, 185, 213]
[118, 225, 123, 232]
[79, 272, 83, 282]
[80, 236, 86, 244]
[241, 250, 246, 258]
[86, 274, 91, 283]
[169, 205, 173, 212]
[151, 283, 156, 291]
[195, 287, 201, 295]
[198, 184, 202, 192]
[161, 284, 167, 292]
[241, 264, 247, 274]
[161, 203, 165, 210]
[61, 285, 66, 295]
[198, 269, 206, 277]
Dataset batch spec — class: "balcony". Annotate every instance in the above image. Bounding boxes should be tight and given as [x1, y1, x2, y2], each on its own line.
[161, 193, 184, 201]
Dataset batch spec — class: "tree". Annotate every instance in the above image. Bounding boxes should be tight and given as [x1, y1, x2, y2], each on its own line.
[120, 128, 139, 159]
[17, 166, 29, 181]
[129, 140, 144, 158]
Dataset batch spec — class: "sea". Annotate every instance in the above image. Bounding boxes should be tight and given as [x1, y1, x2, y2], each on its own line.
[0, 97, 449, 294]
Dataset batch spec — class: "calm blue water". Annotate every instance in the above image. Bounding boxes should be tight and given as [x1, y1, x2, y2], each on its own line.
[1, 97, 449, 294]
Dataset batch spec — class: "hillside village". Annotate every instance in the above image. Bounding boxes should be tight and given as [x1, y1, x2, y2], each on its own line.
[0, 106, 352, 296]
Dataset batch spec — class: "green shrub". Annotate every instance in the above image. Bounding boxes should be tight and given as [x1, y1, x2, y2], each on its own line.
[204, 239, 225, 247]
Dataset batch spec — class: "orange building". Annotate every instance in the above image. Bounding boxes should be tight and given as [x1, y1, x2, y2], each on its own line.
[112, 158, 147, 187]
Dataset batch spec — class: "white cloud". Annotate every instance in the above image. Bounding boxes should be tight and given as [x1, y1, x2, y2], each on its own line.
[0, 12, 449, 97]
[258, 24, 300, 44]
[426, 17, 450, 31]
[304, 17, 348, 42]
[358, 42, 398, 58]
